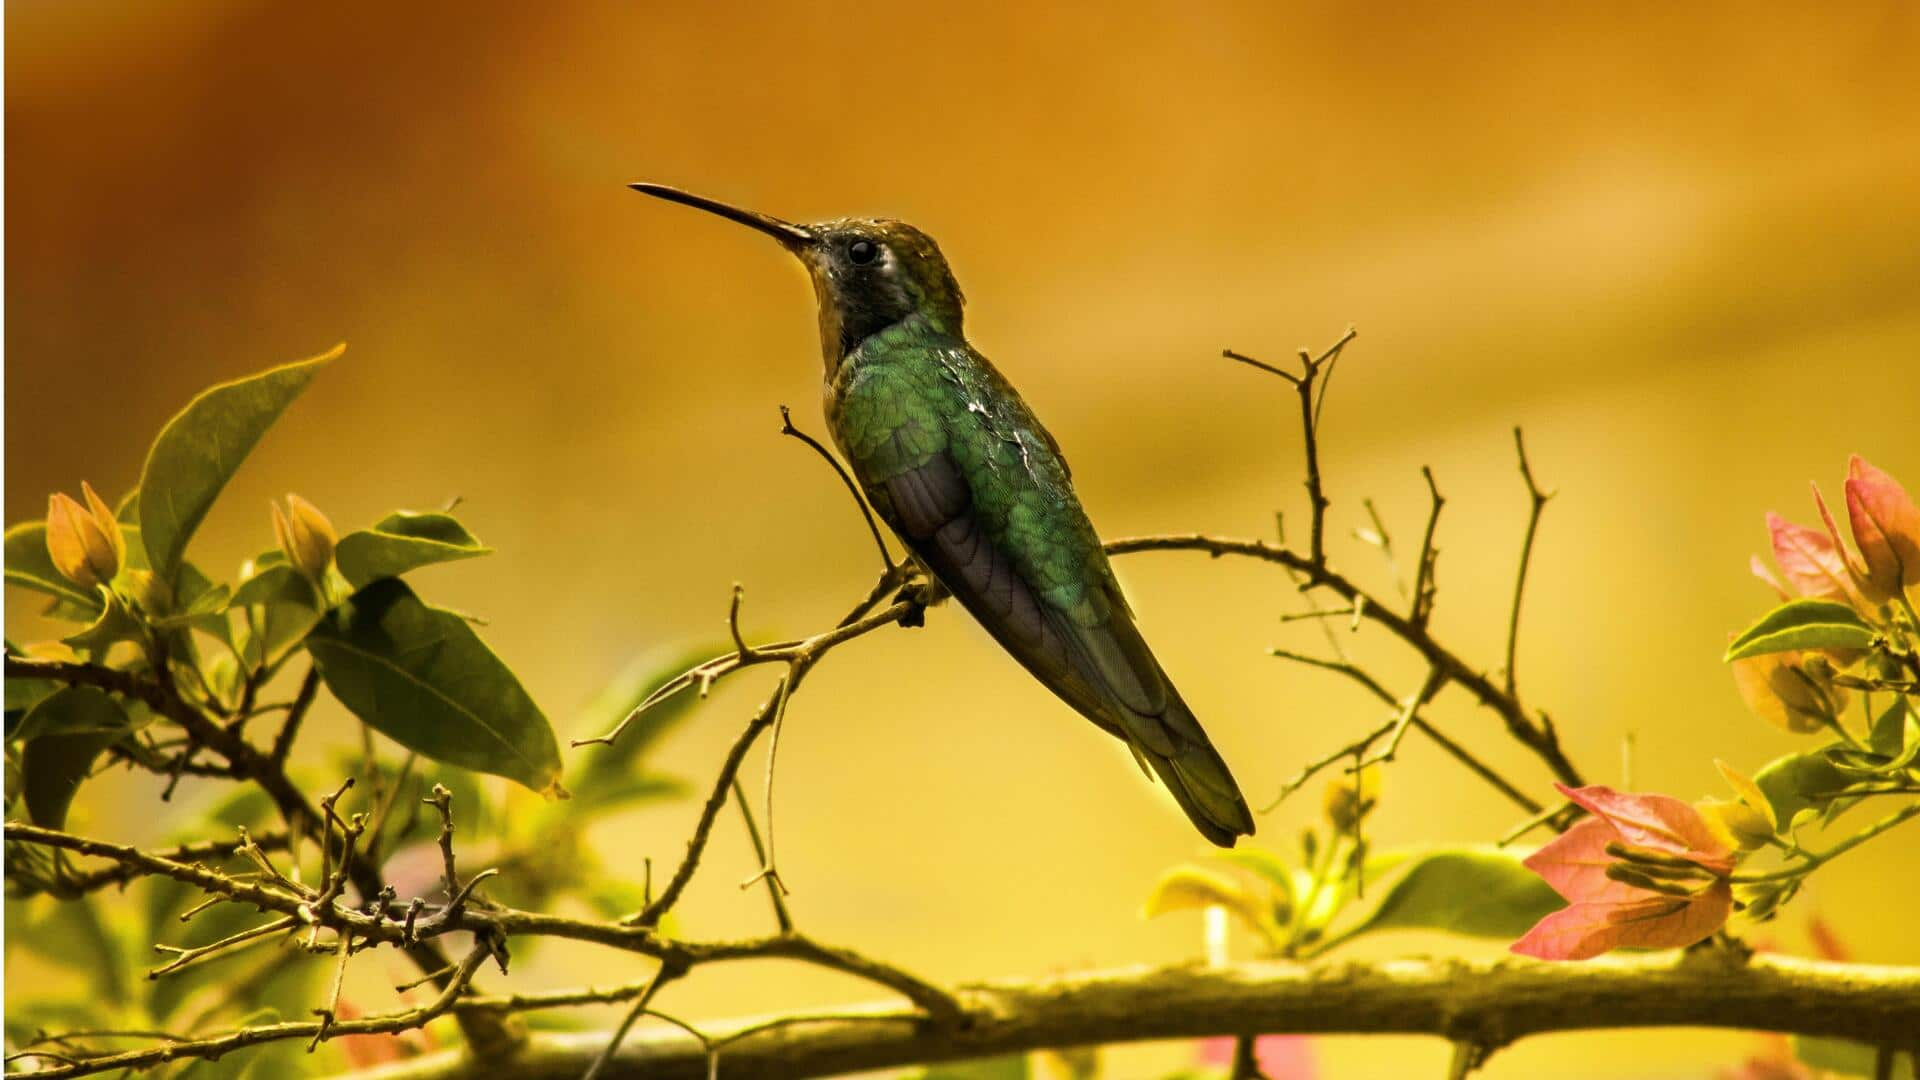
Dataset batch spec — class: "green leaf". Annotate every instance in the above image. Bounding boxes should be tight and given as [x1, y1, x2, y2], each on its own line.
[915, 1056, 1030, 1080]
[1724, 599, 1877, 661]
[137, 345, 340, 580]
[229, 564, 319, 608]
[61, 589, 148, 655]
[6, 676, 60, 733]
[1297, 847, 1416, 936]
[1333, 847, 1563, 943]
[7, 893, 130, 1005]
[16, 686, 131, 830]
[306, 578, 561, 793]
[4, 522, 102, 615]
[1753, 744, 1854, 828]
[334, 510, 490, 587]
[1792, 1035, 1915, 1079]
[1868, 697, 1919, 760]
[234, 596, 324, 671]
[1210, 847, 1297, 910]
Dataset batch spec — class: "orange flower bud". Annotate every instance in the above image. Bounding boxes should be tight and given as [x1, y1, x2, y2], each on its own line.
[272, 494, 336, 580]
[46, 486, 124, 589]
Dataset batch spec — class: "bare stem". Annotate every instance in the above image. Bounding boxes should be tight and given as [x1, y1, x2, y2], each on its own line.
[1505, 427, 1555, 698]
[780, 404, 895, 574]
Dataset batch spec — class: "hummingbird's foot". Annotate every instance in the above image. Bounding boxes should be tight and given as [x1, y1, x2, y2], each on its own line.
[893, 576, 947, 628]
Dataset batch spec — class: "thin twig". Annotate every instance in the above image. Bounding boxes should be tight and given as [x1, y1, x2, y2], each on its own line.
[1411, 466, 1444, 628]
[1355, 668, 1447, 770]
[1505, 427, 1554, 698]
[580, 964, 680, 1080]
[780, 404, 894, 574]
[149, 916, 297, 978]
[1109, 535, 1584, 788]
[733, 777, 795, 933]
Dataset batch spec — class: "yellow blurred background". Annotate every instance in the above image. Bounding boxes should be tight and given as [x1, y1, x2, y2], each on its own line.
[8, 3, 1920, 1076]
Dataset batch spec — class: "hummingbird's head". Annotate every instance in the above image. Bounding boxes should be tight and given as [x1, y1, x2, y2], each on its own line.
[629, 184, 965, 365]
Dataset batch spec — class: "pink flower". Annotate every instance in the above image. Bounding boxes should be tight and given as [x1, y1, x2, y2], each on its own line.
[1511, 784, 1734, 961]
[1843, 455, 1920, 601]
[1762, 510, 1854, 603]
[1196, 1034, 1317, 1078]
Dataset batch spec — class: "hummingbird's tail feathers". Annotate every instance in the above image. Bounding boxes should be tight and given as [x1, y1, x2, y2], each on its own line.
[874, 446, 1254, 846]
[1135, 695, 1257, 848]
[1046, 589, 1256, 847]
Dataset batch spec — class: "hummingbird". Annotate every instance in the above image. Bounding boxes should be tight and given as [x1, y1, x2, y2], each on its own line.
[630, 183, 1255, 847]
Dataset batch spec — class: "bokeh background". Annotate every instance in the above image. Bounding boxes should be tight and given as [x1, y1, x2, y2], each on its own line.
[8, 3, 1920, 1076]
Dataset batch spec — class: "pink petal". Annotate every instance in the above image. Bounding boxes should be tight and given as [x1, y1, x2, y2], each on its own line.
[1765, 511, 1851, 601]
[1845, 455, 1920, 593]
[1748, 554, 1789, 600]
[1196, 1035, 1317, 1078]
[1510, 883, 1732, 960]
[1603, 881, 1733, 948]
[1521, 817, 1643, 904]
[1554, 784, 1734, 868]
[1196, 1037, 1236, 1065]
[1806, 915, 1851, 963]
[1511, 901, 1654, 960]
[1253, 1035, 1317, 1079]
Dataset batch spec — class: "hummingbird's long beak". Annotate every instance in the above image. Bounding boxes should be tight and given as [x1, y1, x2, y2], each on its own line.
[628, 183, 815, 249]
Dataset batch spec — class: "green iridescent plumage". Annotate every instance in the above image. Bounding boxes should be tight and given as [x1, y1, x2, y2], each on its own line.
[631, 185, 1255, 846]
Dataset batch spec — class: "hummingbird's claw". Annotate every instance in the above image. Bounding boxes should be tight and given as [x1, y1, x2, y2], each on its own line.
[892, 576, 947, 628]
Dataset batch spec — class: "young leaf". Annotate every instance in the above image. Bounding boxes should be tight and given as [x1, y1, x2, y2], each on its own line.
[305, 578, 562, 793]
[60, 588, 148, 654]
[1869, 697, 1919, 760]
[137, 345, 341, 580]
[4, 522, 103, 614]
[334, 510, 491, 587]
[1335, 847, 1564, 942]
[1751, 745, 1853, 827]
[229, 563, 320, 609]
[16, 686, 132, 830]
[1724, 599, 1876, 662]
[1142, 865, 1283, 946]
[1210, 847, 1297, 915]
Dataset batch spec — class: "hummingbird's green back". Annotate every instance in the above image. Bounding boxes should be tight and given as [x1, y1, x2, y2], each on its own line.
[628, 185, 1254, 846]
[827, 312, 1254, 846]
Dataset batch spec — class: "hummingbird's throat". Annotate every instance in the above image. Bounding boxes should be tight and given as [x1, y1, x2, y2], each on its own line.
[805, 256, 925, 364]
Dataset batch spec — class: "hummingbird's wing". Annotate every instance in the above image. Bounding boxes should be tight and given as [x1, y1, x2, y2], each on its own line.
[839, 352, 1254, 846]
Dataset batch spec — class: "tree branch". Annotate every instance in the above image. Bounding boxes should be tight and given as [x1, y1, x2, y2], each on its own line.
[322, 953, 1920, 1080]
[1106, 534, 1584, 789]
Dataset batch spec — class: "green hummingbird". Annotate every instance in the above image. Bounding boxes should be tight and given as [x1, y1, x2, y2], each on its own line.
[630, 183, 1255, 847]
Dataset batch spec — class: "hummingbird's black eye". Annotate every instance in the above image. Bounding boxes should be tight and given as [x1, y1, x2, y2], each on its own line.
[847, 239, 878, 265]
